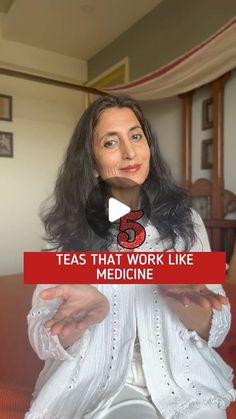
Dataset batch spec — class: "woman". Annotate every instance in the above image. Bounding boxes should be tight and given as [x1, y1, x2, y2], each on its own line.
[25, 95, 235, 419]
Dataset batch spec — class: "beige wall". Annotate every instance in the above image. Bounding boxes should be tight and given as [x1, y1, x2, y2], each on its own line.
[88, 0, 236, 82]
[140, 97, 182, 182]
[0, 75, 85, 275]
[0, 12, 87, 84]
[0, 15, 87, 275]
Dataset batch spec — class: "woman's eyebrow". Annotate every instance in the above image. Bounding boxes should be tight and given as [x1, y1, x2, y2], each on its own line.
[129, 125, 142, 132]
[99, 131, 118, 141]
[98, 125, 143, 142]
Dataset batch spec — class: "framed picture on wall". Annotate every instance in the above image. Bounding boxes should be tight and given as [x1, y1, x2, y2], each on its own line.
[202, 97, 213, 130]
[0, 95, 12, 121]
[201, 138, 212, 169]
[0, 131, 13, 157]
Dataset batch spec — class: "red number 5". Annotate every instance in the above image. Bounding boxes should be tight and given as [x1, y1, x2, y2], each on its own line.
[117, 210, 146, 249]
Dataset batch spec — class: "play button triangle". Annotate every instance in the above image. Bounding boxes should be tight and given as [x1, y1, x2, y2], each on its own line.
[108, 197, 130, 222]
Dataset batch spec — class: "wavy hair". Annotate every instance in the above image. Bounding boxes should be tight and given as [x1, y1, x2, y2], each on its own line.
[41, 95, 196, 250]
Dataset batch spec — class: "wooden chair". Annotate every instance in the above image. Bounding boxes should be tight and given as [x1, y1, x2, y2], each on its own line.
[190, 178, 236, 262]
[227, 240, 236, 284]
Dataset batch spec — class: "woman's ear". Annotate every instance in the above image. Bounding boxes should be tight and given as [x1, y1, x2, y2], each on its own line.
[93, 169, 99, 178]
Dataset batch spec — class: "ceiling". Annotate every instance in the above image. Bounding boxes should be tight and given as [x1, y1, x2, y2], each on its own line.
[0, 0, 163, 60]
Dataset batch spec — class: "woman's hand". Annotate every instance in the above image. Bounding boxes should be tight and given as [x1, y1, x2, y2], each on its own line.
[159, 284, 229, 340]
[40, 285, 109, 339]
[158, 284, 229, 310]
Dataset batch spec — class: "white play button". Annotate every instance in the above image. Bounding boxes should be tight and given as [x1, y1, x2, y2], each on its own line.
[108, 197, 130, 222]
[85, 177, 151, 237]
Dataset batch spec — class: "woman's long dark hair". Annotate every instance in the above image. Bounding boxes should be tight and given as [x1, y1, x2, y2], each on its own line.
[41, 95, 196, 251]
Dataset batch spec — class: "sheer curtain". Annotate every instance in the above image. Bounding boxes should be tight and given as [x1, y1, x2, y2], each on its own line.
[103, 18, 236, 101]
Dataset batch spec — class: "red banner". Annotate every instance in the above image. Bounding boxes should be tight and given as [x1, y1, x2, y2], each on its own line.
[24, 251, 226, 284]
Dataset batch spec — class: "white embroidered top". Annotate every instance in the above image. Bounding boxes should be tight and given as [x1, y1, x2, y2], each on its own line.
[25, 210, 236, 419]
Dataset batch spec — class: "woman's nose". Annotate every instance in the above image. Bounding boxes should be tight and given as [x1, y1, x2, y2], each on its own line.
[121, 140, 136, 159]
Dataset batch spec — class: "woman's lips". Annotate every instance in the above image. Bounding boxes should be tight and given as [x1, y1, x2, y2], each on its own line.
[120, 164, 141, 173]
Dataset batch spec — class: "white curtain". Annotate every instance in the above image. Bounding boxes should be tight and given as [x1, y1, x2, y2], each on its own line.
[103, 18, 236, 101]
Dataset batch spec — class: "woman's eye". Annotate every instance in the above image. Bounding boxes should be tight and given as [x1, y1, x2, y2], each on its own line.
[131, 133, 142, 141]
[104, 139, 117, 148]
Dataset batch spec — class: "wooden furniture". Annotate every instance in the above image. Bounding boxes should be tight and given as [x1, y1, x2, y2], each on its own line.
[227, 240, 236, 283]
[180, 73, 236, 261]
[190, 178, 236, 262]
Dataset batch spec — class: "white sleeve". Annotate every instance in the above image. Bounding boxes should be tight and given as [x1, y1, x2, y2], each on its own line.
[190, 210, 231, 348]
[27, 284, 91, 361]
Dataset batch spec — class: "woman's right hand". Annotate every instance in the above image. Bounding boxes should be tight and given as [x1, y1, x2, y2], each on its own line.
[40, 285, 109, 339]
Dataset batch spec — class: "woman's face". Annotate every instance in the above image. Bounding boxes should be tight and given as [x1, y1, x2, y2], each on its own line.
[92, 107, 150, 186]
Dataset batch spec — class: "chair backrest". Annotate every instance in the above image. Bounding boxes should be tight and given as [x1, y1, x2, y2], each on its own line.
[227, 240, 236, 283]
[190, 178, 212, 219]
[190, 178, 236, 262]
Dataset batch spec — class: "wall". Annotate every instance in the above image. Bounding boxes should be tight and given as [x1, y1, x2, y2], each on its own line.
[88, 0, 236, 82]
[0, 13, 87, 84]
[0, 14, 87, 275]
[140, 97, 182, 182]
[0, 75, 85, 275]
[140, 69, 236, 194]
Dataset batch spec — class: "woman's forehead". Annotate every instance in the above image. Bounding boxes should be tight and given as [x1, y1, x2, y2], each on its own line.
[95, 107, 140, 131]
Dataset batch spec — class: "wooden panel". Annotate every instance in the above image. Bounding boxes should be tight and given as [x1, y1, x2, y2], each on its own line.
[180, 92, 193, 189]
[204, 219, 236, 262]
[227, 241, 236, 283]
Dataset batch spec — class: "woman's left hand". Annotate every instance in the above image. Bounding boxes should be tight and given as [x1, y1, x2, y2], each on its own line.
[158, 284, 229, 311]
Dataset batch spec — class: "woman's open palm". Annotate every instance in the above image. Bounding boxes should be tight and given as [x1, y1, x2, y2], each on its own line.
[158, 284, 229, 310]
[40, 284, 109, 337]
